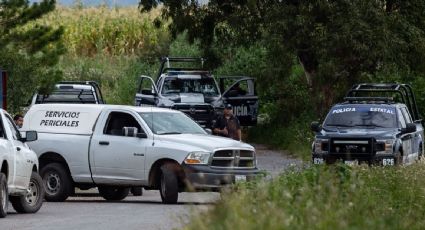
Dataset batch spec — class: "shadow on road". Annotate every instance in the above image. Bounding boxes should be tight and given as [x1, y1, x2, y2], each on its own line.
[62, 199, 216, 205]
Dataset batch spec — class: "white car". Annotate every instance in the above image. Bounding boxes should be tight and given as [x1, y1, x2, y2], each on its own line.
[23, 104, 260, 204]
[0, 109, 43, 218]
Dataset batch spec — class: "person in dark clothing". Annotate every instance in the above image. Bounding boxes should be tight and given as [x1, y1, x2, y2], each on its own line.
[213, 104, 241, 141]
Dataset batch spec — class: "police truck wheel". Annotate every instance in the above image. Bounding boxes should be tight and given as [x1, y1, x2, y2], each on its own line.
[0, 173, 8, 218]
[395, 152, 403, 165]
[40, 163, 73, 202]
[131, 187, 143, 196]
[10, 172, 44, 213]
[98, 187, 129, 201]
[159, 164, 178, 204]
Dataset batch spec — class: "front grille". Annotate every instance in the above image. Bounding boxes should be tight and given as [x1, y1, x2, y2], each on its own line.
[330, 138, 374, 155]
[211, 149, 255, 168]
[172, 104, 213, 115]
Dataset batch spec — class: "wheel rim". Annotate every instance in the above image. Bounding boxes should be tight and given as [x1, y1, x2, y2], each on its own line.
[25, 179, 39, 206]
[1, 183, 6, 211]
[45, 172, 60, 195]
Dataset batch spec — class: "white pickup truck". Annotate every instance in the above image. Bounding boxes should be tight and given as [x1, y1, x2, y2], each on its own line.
[0, 109, 44, 218]
[23, 104, 260, 203]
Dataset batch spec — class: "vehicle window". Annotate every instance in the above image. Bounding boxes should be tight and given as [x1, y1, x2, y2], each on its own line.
[324, 105, 397, 128]
[226, 81, 249, 97]
[0, 117, 6, 139]
[5, 116, 20, 140]
[35, 88, 97, 104]
[138, 77, 156, 95]
[104, 112, 143, 136]
[161, 77, 219, 96]
[139, 112, 206, 135]
[397, 109, 407, 128]
[401, 108, 413, 123]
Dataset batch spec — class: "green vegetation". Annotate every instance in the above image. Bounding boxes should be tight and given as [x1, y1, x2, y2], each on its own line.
[139, 0, 425, 158]
[0, 0, 64, 113]
[37, 6, 168, 57]
[186, 162, 425, 229]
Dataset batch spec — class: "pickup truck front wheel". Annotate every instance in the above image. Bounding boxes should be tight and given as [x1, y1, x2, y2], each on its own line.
[0, 173, 8, 218]
[98, 187, 129, 201]
[159, 164, 178, 204]
[40, 163, 73, 202]
[10, 172, 44, 213]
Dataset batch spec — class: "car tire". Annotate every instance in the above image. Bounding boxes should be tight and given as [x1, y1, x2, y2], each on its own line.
[0, 173, 8, 218]
[130, 187, 143, 196]
[10, 172, 44, 213]
[159, 164, 178, 204]
[40, 163, 73, 202]
[98, 187, 130, 201]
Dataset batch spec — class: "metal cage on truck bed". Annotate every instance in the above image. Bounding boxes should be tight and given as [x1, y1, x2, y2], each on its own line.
[345, 83, 421, 122]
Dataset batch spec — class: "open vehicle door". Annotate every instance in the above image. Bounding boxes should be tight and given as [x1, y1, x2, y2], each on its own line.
[220, 76, 258, 126]
[135, 75, 159, 106]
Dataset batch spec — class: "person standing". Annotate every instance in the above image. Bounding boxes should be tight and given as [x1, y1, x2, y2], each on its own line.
[213, 104, 241, 141]
[14, 114, 24, 129]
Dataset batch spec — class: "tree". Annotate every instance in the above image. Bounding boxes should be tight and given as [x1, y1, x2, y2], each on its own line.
[0, 0, 64, 113]
[139, 0, 425, 116]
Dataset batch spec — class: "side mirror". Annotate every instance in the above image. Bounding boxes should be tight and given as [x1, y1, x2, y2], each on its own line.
[402, 123, 417, 134]
[204, 128, 212, 135]
[311, 121, 322, 132]
[122, 127, 148, 138]
[22, 131, 38, 142]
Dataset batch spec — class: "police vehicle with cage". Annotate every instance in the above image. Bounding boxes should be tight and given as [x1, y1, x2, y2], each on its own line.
[311, 83, 423, 166]
[134, 57, 258, 128]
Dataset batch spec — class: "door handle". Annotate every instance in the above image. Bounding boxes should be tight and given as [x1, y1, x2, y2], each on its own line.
[99, 141, 109, 146]
[16, 147, 21, 151]
[134, 153, 144, 157]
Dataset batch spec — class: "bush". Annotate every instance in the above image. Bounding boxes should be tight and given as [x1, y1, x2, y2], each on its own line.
[59, 54, 159, 105]
[185, 162, 425, 230]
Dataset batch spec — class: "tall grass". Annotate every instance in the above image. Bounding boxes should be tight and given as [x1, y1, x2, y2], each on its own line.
[185, 162, 425, 229]
[37, 6, 169, 57]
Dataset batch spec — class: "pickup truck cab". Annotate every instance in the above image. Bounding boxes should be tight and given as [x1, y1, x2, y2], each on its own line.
[135, 57, 258, 128]
[23, 104, 260, 204]
[0, 109, 43, 218]
[311, 84, 424, 166]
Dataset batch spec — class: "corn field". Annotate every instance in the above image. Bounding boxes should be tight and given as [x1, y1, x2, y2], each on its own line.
[36, 6, 169, 57]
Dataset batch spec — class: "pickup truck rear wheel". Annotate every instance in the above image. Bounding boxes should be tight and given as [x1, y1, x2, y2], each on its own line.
[40, 163, 73, 202]
[159, 164, 178, 204]
[98, 187, 129, 201]
[10, 172, 44, 213]
[0, 173, 8, 218]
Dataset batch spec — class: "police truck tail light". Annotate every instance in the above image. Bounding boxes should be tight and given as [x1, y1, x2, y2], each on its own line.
[184, 152, 211, 165]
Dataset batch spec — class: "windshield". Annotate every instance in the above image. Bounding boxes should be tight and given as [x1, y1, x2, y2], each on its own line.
[139, 112, 207, 135]
[324, 106, 397, 128]
[161, 76, 219, 96]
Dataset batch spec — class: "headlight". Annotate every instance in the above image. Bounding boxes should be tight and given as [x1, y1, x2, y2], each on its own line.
[314, 139, 329, 154]
[184, 151, 211, 165]
[376, 139, 395, 155]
